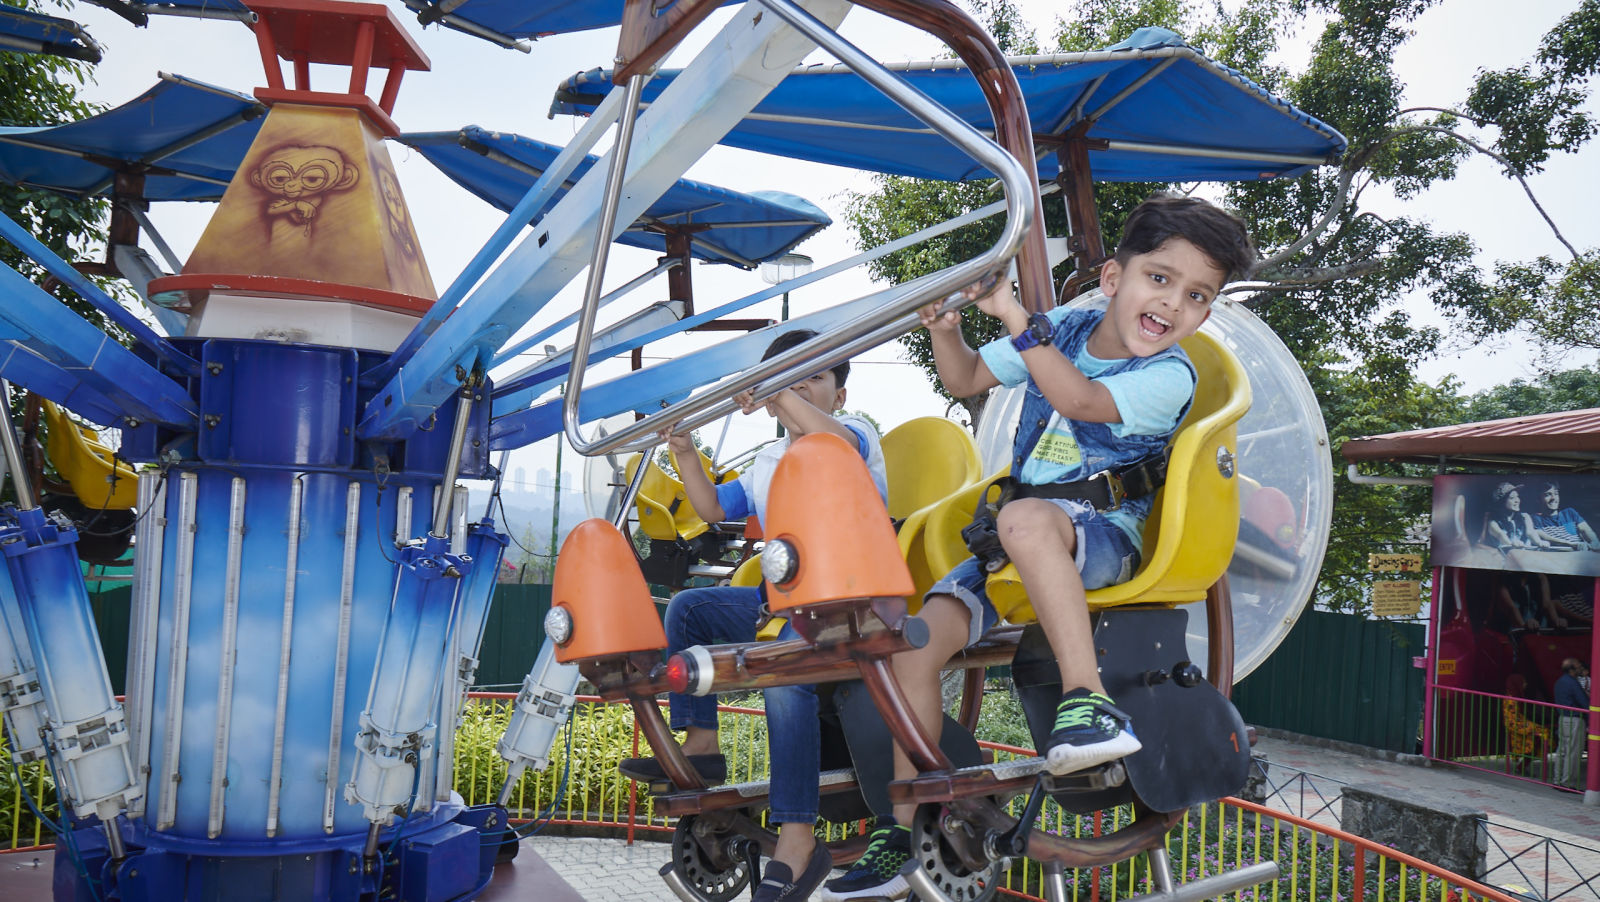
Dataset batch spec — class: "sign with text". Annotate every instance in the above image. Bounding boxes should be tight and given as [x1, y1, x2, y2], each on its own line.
[1431, 474, 1600, 577]
[1372, 580, 1422, 617]
[1368, 553, 1424, 573]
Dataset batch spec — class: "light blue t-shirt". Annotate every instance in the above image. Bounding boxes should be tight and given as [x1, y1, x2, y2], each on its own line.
[976, 307, 1195, 548]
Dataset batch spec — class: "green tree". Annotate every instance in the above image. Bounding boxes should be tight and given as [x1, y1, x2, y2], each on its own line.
[1460, 364, 1600, 422]
[843, 0, 1599, 613]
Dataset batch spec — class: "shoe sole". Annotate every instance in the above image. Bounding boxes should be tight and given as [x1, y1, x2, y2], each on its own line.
[617, 757, 727, 785]
[1045, 732, 1142, 776]
[820, 874, 910, 901]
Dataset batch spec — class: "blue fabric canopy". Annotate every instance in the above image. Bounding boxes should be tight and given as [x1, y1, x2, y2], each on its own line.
[0, 4, 101, 62]
[550, 28, 1346, 184]
[400, 0, 737, 48]
[82, 0, 253, 27]
[0, 74, 264, 202]
[401, 126, 831, 268]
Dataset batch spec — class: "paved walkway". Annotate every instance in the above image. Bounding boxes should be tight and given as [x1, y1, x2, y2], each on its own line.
[526, 731, 1600, 901]
[1251, 730, 1600, 901]
[535, 835, 677, 902]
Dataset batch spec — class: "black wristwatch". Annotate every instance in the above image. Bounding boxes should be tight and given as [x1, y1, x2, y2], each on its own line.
[1009, 312, 1055, 352]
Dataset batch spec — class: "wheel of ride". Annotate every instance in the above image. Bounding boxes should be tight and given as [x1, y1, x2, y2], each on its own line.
[907, 803, 1002, 902]
[669, 814, 752, 902]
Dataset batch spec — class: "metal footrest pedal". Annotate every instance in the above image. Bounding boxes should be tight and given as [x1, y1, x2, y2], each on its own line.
[1039, 759, 1127, 793]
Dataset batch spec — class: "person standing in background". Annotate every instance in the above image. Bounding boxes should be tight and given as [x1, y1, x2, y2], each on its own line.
[1554, 658, 1591, 791]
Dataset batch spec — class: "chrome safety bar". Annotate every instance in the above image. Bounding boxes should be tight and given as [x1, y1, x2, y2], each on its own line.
[560, 0, 1037, 458]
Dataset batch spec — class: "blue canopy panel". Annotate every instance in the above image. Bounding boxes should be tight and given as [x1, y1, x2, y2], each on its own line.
[399, 0, 738, 49]
[0, 5, 102, 62]
[0, 263, 196, 428]
[0, 75, 263, 203]
[549, 27, 1346, 184]
[82, 0, 254, 27]
[400, 126, 831, 269]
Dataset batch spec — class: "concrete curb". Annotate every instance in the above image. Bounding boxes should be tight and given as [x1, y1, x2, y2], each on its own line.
[1251, 725, 1441, 769]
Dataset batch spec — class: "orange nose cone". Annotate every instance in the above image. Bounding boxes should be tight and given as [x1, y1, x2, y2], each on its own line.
[551, 519, 666, 663]
[764, 433, 913, 612]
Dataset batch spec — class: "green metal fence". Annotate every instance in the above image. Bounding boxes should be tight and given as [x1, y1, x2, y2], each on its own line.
[1233, 609, 1426, 753]
[472, 583, 556, 689]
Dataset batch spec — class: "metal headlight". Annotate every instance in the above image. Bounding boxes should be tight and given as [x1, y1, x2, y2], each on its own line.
[761, 538, 799, 586]
[544, 605, 574, 646]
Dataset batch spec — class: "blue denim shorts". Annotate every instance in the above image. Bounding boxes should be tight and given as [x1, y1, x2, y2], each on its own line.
[927, 499, 1140, 646]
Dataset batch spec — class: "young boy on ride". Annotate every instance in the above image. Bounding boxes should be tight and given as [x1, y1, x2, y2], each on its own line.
[821, 194, 1254, 902]
[619, 328, 888, 902]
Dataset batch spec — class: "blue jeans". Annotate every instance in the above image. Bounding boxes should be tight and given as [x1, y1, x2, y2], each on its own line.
[663, 585, 819, 823]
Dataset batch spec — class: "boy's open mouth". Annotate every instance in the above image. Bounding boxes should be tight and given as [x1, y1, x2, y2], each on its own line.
[1139, 312, 1172, 338]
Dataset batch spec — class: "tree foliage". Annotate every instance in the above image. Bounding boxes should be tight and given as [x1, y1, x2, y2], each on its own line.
[1459, 364, 1600, 422]
[843, 0, 1599, 613]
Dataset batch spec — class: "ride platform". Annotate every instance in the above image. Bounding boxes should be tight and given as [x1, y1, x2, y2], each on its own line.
[0, 839, 585, 902]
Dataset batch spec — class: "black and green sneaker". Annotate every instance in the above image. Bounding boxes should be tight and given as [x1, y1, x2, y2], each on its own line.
[821, 822, 912, 901]
[1044, 688, 1141, 776]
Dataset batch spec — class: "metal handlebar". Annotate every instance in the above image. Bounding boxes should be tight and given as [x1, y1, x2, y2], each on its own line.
[561, 0, 1043, 458]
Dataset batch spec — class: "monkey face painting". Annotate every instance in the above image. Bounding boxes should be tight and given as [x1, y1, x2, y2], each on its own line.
[251, 144, 360, 236]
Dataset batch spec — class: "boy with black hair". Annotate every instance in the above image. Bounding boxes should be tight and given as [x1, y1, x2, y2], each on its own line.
[620, 328, 887, 901]
[823, 194, 1255, 901]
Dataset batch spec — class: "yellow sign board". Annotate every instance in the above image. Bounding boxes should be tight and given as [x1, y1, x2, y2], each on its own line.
[1372, 580, 1423, 617]
[1437, 659, 1457, 675]
[1368, 553, 1424, 573]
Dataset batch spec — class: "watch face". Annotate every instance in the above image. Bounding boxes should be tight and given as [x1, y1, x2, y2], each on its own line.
[1029, 313, 1053, 343]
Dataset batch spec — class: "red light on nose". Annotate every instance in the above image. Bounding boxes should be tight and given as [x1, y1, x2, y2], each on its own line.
[665, 655, 694, 694]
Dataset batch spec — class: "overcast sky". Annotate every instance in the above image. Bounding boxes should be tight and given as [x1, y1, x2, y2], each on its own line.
[56, 0, 1600, 516]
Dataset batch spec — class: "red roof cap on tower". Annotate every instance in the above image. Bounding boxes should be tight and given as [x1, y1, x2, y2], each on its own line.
[247, 0, 431, 137]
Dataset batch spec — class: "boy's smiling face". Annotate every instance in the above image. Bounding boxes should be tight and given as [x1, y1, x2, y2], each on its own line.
[1090, 237, 1225, 359]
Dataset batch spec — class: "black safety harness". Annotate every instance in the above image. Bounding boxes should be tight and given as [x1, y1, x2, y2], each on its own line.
[961, 452, 1171, 573]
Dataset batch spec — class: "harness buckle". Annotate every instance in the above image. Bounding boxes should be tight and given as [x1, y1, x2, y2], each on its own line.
[1091, 469, 1126, 510]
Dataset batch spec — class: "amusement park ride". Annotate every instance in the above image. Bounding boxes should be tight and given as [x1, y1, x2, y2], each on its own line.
[0, 1, 1343, 900]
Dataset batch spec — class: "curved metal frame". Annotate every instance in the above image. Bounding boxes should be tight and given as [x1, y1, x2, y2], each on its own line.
[562, 0, 1046, 458]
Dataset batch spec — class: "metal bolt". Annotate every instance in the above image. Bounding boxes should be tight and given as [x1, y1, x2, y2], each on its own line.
[1216, 446, 1236, 479]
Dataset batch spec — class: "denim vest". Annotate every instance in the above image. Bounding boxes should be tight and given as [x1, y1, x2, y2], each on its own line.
[1010, 309, 1196, 524]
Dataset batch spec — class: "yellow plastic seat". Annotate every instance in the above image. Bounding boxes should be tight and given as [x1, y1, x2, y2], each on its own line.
[882, 416, 982, 520]
[906, 331, 1251, 621]
[627, 450, 731, 542]
[41, 400, 138, 509]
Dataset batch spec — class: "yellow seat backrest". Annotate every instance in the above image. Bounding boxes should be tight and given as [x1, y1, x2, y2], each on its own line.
[881, 416, 982, 521]
[906, 332, 1251, 621]
[906, 466, 1007, 606]
[41, 399, 138, 509]
[626, 450, 728, 542]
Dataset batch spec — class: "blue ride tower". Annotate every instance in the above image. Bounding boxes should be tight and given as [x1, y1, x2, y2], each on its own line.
[0, 3, 515, 898]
